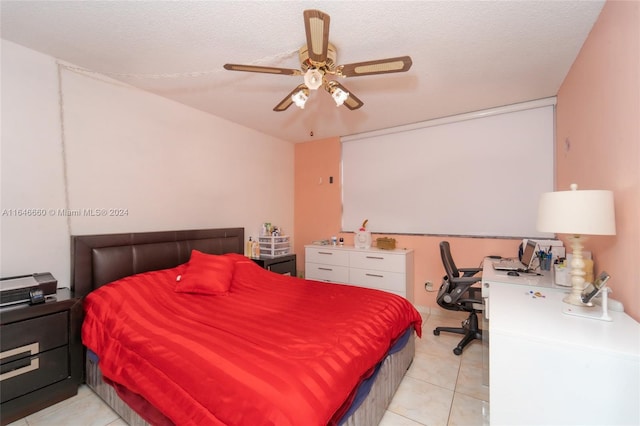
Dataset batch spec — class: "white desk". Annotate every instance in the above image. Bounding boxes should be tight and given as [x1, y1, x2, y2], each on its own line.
[481, 260, 564, 318]
[482, 259, 640, 425]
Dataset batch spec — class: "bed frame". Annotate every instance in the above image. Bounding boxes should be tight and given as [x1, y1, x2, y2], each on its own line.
[71, 228, 414, 425]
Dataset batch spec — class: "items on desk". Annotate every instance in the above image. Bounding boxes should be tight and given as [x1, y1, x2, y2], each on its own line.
[537, 248, 553, 271]
[494, 240, 538, 272]
[563, 271, 614, 321]
[581, 271, 610, 305]
[554, 253, 593, 286]
[554, 262, 570, 287]
[526, 290, 546, 299]
[523, 239, 565, 263]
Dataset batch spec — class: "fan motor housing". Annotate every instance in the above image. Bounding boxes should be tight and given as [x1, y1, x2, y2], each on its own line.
[299, 43, 337, 71]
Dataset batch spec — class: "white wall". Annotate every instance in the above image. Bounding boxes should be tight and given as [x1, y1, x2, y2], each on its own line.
[1, 40, 294, 286]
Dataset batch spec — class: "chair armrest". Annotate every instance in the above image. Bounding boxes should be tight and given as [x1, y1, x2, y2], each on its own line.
[443, 276, 483, 304]
[451, 276, 482, 285]
[459, 267, 482, 277]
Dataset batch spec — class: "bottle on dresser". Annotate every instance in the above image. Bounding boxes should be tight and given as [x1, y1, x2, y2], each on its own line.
[252, 238, 260, 258]
[245, 237, 253, 257]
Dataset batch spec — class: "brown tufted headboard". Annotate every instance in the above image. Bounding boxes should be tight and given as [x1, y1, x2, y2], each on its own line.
[71, 228, 244, 298]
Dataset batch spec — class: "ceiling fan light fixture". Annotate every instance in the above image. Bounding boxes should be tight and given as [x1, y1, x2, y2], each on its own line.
[303, 68, 324, 90]
[225, 9, 411, 113]
[291, 88, 309, 109]
[331, 86, 349, 107]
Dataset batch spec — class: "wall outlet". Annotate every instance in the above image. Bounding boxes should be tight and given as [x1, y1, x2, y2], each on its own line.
[424, 281, 435, 292]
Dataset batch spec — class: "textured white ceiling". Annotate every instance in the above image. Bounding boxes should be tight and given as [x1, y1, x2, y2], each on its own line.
[1, 1, 605, 142]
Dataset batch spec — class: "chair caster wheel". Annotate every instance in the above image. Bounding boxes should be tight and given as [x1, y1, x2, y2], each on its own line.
[433, 330, 440, 336]
[453, 347, 462, 356]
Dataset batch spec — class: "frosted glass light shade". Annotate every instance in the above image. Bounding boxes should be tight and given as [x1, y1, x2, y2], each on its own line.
[331, 87, 349, 106]
[537, 184, 616, 236]
[291, 89, 309, 109]
[303, 69, 323, 90]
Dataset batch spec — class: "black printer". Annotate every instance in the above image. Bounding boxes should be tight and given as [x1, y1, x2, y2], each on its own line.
[0, 273, 57, 307]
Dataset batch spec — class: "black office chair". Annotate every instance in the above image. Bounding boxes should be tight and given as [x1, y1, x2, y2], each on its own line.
[433, 241, 483, 355]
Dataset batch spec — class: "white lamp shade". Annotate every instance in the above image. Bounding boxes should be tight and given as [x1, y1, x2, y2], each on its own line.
[537, 185, 616, 235]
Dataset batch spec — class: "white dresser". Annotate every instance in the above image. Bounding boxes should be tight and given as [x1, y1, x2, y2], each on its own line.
[304, 245, 414, 302]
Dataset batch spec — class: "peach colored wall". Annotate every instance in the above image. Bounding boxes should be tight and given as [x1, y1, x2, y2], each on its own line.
[293, 137, 343, 273]
[556, 0, 639, 321]
[294, 137, 520, 308]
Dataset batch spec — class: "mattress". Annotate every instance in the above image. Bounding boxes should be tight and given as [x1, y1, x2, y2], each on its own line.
[86, 331, 415, 426]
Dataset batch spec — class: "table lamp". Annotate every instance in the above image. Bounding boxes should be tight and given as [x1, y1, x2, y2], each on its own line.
[537, 184, 616, 306]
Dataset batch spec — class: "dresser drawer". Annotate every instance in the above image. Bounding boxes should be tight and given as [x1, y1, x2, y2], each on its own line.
[0, 346, 69, 403]
[267, 259, 296, 276]
[0, 312, 68, 355]
[305, 263, 349, 283]
[305, 247, 349, 266]
[349, 268, 406, 295]
[349, 251, 406, 273]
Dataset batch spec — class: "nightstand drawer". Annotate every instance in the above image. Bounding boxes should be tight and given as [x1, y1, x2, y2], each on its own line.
[0, 346, 69, 403]
[0, 312, 68, 354]
[267, 259, 296, 276]
[252, 254, 297, 276]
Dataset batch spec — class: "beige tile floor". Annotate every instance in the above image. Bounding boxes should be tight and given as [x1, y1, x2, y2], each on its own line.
[8, 309, 488, 426]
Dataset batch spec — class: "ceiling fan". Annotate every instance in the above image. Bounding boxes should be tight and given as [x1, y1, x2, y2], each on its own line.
[223, 9, 413, 112]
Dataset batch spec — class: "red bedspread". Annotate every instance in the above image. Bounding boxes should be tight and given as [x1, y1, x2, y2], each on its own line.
[82, 255, 422, 426]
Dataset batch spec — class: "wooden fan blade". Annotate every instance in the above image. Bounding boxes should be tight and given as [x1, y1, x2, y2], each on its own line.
[331, 81, 364, 110]
[274, 84, 308, 112]
[338, 56, 413, 77]
[303, 10, 330, 65]
[224, 63, 301, 76]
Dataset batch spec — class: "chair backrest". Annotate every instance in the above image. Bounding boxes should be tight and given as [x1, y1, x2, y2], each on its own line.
[438, 240, 482, 309]
[440, 241, 459, 279]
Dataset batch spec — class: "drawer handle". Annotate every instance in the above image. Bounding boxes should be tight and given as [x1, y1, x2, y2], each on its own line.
[318, 267, 333, 271]
[318, 252, 333, 255]
[365, 256, 384, 260]
[0, 342, 39, 382]
[366, 273, 384, 278]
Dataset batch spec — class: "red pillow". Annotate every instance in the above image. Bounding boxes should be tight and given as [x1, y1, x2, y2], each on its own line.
[175, 250, 235, 295]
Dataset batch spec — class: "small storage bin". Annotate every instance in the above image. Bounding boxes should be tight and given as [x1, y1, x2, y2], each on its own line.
[258, 236, 290, 258]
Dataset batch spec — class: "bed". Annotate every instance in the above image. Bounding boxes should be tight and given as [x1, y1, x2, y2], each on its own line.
[71, 228, 422, 425]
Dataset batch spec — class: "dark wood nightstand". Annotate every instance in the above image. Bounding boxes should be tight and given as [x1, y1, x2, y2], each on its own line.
[0, 289, 82, 425]
[252, 254, 297, 276]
